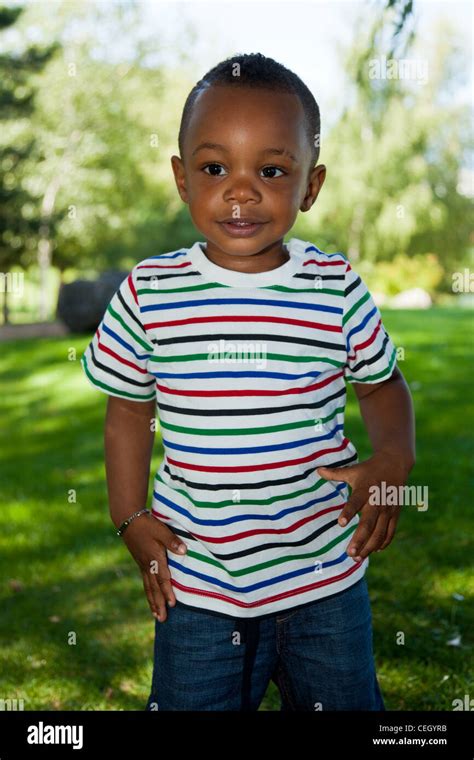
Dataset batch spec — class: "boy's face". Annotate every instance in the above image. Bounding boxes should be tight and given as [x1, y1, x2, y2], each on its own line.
[171, 85, 326, 270]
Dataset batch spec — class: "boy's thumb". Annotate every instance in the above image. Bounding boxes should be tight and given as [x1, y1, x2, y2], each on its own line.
[168, 535, 188, 554]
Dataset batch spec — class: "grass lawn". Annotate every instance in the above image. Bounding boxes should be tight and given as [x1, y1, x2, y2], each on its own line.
[1, 307, 473, 711]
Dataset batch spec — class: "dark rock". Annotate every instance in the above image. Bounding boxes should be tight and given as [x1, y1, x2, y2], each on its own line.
[56, 270, 128, 333]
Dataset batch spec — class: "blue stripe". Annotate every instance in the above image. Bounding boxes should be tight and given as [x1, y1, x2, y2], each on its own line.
[154, 483, 346, 526]
[141, 297, 343, 315]
[101, 323, 151, 361]
[305, 245, 347, 261]
[148, 251, 188, 260]
[345, 305, 377, 351]
[151, 369, 334, 380]
[168, 551, 349, 593]
[162, 424, 345, 455]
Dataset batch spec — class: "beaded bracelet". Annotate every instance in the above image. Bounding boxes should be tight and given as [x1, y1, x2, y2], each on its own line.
[116, 507, 150, 537]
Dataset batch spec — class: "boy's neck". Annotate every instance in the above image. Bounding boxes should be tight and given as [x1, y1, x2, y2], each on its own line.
[201, 241, 290, 275]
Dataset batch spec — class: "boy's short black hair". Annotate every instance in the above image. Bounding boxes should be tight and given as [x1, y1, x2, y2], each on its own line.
[178, 52, 321, 169]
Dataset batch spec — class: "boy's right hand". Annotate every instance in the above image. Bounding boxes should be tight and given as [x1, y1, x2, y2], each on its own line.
[120, 514, 187, 623]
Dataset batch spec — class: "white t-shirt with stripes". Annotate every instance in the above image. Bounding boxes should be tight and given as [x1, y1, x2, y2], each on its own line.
[81, 237, 397, 620]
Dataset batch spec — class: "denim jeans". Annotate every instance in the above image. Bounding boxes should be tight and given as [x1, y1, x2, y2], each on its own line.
[144, 575, 386, 711]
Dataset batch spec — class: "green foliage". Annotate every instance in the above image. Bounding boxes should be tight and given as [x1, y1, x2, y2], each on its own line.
[294, 10, 472, 281]
[358, 252, 444, 297]
[1, 0, 471, 325]
[0, 5, 57, 270]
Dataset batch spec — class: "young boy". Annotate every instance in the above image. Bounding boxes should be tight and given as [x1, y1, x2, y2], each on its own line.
[81, 53, 415, 711]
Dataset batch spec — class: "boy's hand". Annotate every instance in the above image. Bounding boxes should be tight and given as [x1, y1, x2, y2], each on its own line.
[120, 514, 187, 623]
[317, 452, 410, 562]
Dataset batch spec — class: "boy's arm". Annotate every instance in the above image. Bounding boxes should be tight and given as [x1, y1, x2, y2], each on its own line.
[317, 365, 416, 560]
[352, 365, 416, 476]
[104, 396, 156, 528]
[104, 396, 187, 623]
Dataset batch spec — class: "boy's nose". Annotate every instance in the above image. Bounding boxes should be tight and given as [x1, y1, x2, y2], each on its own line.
[224, 178, 261, 203]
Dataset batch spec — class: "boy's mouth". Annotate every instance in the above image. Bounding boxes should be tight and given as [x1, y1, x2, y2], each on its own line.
[218, 218, 267, 238]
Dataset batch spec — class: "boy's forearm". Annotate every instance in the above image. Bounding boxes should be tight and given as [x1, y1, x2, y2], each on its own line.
[104, 397, 156, 528]
[357, 371, 416, 476]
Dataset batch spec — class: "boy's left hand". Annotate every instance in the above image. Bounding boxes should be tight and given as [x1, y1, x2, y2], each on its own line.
[317, 452, 410, 562]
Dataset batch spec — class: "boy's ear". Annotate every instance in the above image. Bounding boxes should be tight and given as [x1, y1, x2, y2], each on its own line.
[300, 164, 326, 212]
[171, 155, 189, 203]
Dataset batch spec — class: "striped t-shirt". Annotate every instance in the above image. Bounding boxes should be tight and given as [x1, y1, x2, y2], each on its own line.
[81, 237, 397, 620]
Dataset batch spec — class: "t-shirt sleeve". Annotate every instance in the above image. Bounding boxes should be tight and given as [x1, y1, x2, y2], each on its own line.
[342, 261, 397, 384]
[80, 269, 156, 402]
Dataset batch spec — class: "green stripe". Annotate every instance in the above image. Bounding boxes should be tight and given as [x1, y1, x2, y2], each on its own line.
[148, 352, 345, 367]
[342, 290, 370, 326]
[158, 405, 344, 436]
[265, 285, 344, 295]
[155, 473, 328, 509]
[345, 348, 397, 383]
[107, 303, 152, 351]
[184, 524, 357, 576]
[137, 283, 228, 295]
[137, 283, 344, 296]
[81, 355, 155, 401]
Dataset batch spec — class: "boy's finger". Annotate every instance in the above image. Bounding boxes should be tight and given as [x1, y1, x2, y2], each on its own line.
[150, 548, 177, 606]
[378, 516, 399, 550]
[317, 465, 355, 484]
[345, 505, 378, 558]
[141, 571, 163, 619]
[338, 488, 368, 526]
[153, 525, 187, 555]
[148, 572, 170, 622]
[351, 515, 390, 560]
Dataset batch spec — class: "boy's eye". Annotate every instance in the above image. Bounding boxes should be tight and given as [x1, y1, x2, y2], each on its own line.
[203, 163, 227, 176]
[261, 166, 286, 178]
[202, 164, 286, 178]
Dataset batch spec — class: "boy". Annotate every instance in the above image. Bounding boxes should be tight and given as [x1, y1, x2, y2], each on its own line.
[81, 53, 415, 711]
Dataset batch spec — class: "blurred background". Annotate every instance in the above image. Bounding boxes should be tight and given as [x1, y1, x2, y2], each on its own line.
[0, 0, 473, 711]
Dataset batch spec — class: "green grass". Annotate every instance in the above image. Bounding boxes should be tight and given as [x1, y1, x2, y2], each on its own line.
[0, 307, 473, 710]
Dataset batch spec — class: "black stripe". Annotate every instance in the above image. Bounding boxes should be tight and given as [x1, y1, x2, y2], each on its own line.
[136, 271, 202, 283]
[170, 518, 341, 560]
[156, 386, 346, 417]
[152, 332, 346, 353]
[117, 289, 148, 337]
[161, 451, 358, 493]
[294, 272, 345, 283]
[166, 512, 356, 559]
[89, 343, 155, 389]
[350, 332, 390, 373]
[344, 275, 362, 298]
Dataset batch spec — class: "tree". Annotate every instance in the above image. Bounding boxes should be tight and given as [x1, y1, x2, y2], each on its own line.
[294, 4, 472, 289]
[0, 5, 57, 323]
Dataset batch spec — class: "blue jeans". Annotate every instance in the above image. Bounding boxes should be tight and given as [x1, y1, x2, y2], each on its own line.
[144, 576, 385, 711]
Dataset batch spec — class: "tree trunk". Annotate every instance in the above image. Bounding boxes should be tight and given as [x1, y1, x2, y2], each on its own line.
[38, 175, 61, 321]
[2, 284, 9, 325]
[38, 229, 52, 321]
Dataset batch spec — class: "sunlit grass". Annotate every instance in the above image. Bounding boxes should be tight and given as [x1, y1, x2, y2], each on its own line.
[0, 306, 473, 710]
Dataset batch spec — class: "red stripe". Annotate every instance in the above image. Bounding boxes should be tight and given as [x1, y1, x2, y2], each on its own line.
[153, 503, 344, 544]
[303, 258, 346, 267]
[169, 562, 363, 610]
[165, 437, 350, 473]
[136, 261, 192, 270]
[96, 328, 149, 375]
[347, 318, 382, 360]
[144, 314, 342, 333]
[127, 273, 138, 306]
[156, 370, 344, 398]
